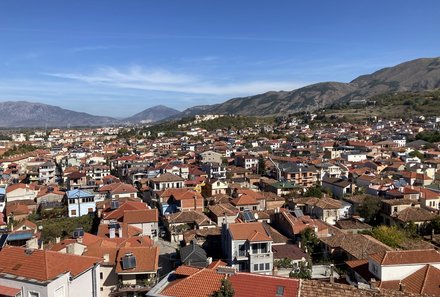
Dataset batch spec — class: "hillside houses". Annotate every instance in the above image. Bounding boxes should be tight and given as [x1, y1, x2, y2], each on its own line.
[0, 113, 437, 296]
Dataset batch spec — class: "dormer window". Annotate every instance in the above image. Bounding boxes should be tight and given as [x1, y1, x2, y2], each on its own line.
[276, 286, 285, 296]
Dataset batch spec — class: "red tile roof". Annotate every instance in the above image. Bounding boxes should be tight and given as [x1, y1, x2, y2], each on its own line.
[0, 284, 21, 297]
[124, 209, 158, 224]
[160, 265, 300, 297]
[0, 246, 101, 282]
[228, 222, 272, 242]
[115, 246, 159, 274]
[369, 249, 440, 265]
[379, 265, 440, 296]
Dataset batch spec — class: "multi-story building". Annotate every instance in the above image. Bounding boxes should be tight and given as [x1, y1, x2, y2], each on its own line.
[38, 161, 57, 184]
[66, 189, 96, 217]
[222, 222, 273, 274]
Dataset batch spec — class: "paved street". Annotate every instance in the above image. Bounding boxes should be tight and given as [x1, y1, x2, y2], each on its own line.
[156, 238, 179, 280]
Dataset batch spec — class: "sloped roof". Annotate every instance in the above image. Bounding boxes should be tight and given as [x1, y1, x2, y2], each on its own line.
[0, 246, 101, 282]
[124, 208, 158, 224]
[99, 182, 137, 194]
[380, 264, 440, 296]
[229, 222, 272, 242]
[370, 249, 440, 266]
[393, 207, 438, 222]
[115, 246, 159, 274]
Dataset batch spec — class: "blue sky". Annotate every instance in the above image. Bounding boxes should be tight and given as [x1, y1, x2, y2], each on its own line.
[0, 0, 439, 117]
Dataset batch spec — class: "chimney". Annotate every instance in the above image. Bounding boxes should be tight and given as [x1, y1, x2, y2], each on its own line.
[119, 227, 123, 238]
[77, 236, 83, 244]
[193, 195, 198, 210]
[273, 265, 278, 276]
[399, 282, 405, 292]
[55, 237, 61, 243]
[109, 227, 115, 239]
[329, 264, 334, 283]
[370, 278, 377, 290]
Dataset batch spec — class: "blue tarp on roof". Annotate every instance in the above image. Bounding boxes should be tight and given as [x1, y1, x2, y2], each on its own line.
[7, 232, 33, 241]
[66, 189, 94, 199]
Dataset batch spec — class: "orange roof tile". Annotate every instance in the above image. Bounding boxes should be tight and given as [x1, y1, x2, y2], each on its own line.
[370, 249, 440, 266]
[0, 246, 101, 282]
[228, 222, 272, 242]
[124, 209, 158, 224]
[115, 246, 159, 274]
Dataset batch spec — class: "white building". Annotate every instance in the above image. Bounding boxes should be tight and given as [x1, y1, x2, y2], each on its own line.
[0, 246, 101, 297]
[66, 189, 96, 217]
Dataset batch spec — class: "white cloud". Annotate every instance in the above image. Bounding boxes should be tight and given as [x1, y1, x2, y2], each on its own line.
[45, 66, 307, 95]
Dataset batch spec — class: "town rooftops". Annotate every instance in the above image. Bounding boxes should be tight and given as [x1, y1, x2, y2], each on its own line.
[159, 265, 300, 297]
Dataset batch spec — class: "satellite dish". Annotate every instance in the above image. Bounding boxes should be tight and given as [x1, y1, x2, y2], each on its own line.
[38, 225, 43, 230]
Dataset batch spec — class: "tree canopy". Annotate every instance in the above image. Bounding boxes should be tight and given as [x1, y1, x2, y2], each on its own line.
[211, 279, 235, 297]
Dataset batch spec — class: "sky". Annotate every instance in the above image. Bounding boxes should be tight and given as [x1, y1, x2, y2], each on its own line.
[0, 0, 440, 118]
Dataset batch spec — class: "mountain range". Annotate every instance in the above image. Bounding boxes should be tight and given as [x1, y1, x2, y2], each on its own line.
[174, 57, 440, 117]
[0, 57, 439, 127]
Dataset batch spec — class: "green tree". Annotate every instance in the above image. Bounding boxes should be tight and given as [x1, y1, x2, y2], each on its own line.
[303, 186, 323, 198]
[408, 150, 424, 160]
[369, 225, 406, 248]
[357, 195, 381, 225]
[300, 227, 319, 254]
[430, 216, 440, 233]
[211, 279, 235, 297]
[117, 147, 129, 156]
[257, 156, 266, 175]
[289, 261, 311, 279]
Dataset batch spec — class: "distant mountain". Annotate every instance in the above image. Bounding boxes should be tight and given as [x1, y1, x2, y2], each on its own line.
[0, 101, 117, 128]
[123, 105, 180, 123]
[167, 57, 440, 118]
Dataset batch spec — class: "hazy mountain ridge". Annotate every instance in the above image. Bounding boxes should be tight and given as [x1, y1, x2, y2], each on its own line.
[169, 57, 440, 118]
[1, 57, 440, 127]
[123, 105, 180, 123]
[0, 101, 118, 128]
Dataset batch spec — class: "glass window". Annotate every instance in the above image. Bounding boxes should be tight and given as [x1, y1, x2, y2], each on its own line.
[238, 244, 246, 256]
[252, 244, 258, 254]
[259, 263, 264, 270]
[254, 264, 258, 271]
[276, 286, 284, 296]
[265, 263, 270, 270]
[260, 243, 268, 253]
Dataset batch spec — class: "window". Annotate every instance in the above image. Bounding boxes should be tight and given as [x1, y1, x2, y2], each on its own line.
[252, 206, 257, 210]
[276, 286, 285, 296]
[254, 264, 258, 271]
[260, 243, 268, 253]
[100, 272, 104, 279]
[238, 244, 246, 257]
[265, 263, 270, 270]
[70, 209, 77, 216]
[29, 292, 39, 297]
[252, 244, 258, 254]
[259, 263, 264, 270]
[88, 208, 94, 213]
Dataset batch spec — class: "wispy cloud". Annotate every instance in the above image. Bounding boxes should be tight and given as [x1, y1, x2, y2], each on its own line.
[44, 66, 307, 95]
[67, 45, 114, 53]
